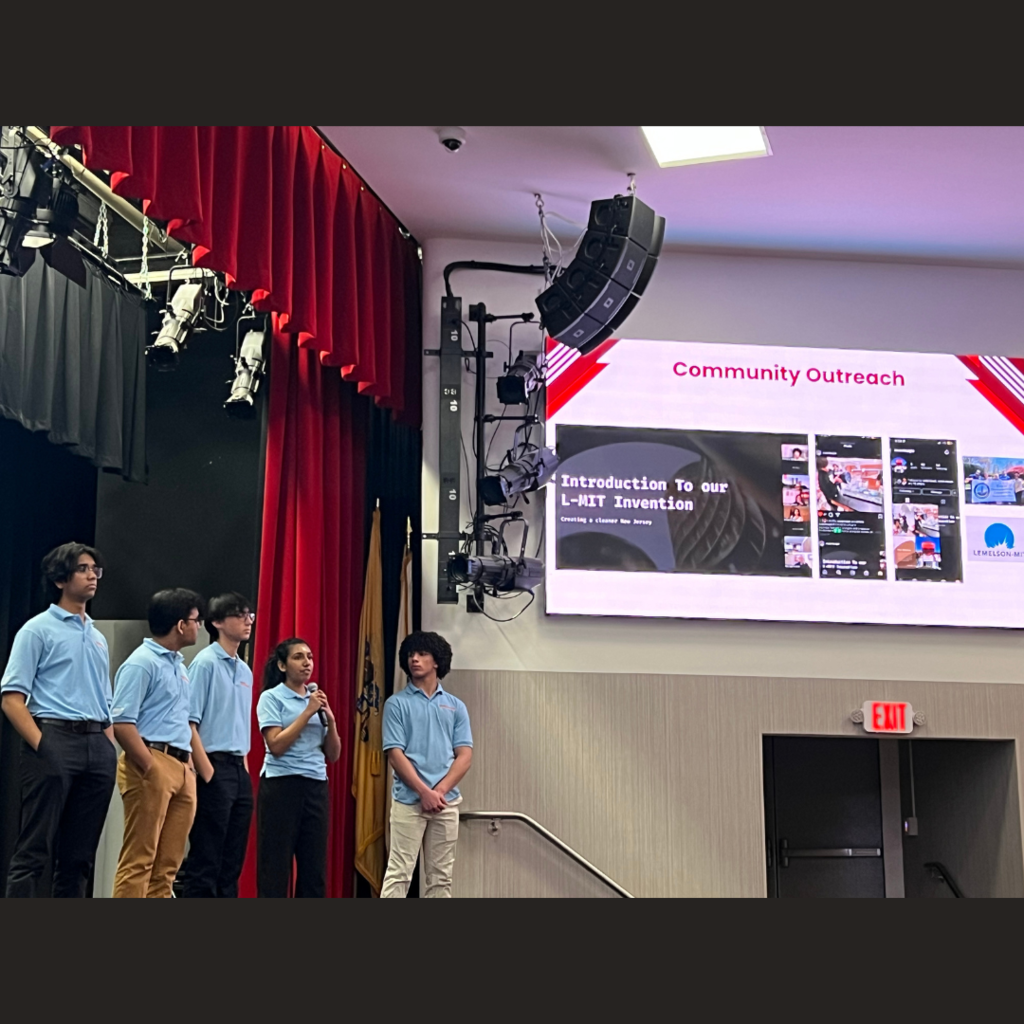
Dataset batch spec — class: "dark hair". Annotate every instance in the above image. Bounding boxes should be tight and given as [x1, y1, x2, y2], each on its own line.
[41, 542, 104, 602]
[205, 592, 252, 642]
[148, 589, 204, 637]
[263, 637, 310, 690]
[399, 631, 452, 680]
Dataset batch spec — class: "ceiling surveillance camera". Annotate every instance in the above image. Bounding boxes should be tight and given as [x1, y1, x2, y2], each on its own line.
[438, 126, 466, 152]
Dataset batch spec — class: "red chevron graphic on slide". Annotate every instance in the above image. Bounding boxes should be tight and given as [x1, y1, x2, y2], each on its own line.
[545, 338, 618, 416]
[957, 354, 1024, 436]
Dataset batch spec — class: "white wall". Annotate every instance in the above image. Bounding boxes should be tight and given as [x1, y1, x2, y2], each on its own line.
[421, 238, 1024, 683]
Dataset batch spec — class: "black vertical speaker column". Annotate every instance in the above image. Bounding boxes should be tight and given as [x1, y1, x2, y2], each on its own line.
[536, 195, 665, 355]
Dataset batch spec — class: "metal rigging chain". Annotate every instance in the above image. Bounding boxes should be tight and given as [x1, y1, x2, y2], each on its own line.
[92, 202, 109, 259]
[140, 215, 152, 300]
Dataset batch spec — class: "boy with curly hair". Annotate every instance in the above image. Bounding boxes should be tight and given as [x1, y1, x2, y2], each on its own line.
[380, 630, 472, 898]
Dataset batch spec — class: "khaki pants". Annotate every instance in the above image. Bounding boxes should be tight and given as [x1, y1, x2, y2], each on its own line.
[381, 796, 461, 898]
[113, 750, 196, 898]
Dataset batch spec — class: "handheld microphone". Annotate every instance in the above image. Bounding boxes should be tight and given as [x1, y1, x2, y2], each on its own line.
[307, 682, 328, 728]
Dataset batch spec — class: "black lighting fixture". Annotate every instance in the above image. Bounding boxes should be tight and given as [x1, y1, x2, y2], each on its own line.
[146, 280, 206, 370]
[447, 551, 544, 593]
[1, 125, 86, 284]
[224, 321, 268, 418]
[480, 445, 560, 507]
[535, 193, 665, 354]
[1, 125, 45, 276]
[497, 351, 544, 405]
[21, 178, 79, 248]
[445, 512, 542, 605]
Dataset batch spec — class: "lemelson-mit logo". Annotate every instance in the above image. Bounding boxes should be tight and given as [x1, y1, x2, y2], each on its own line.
[967, 518, 1024, 562]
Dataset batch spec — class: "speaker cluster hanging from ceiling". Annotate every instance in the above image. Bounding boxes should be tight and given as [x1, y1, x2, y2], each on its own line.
[536, 193, 664, 355]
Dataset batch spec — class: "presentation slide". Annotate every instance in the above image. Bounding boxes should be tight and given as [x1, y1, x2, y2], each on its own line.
[544, 339, 1024, 628]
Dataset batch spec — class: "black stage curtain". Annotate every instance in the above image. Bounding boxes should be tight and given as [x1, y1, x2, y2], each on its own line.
[365, 248, 423, 701]
[0, 418, 99, 892]
[359, 259, 422, 900]
[0, 257, 148, 482]
[357, 405, 422, 901]
[365, 403, 423, 704]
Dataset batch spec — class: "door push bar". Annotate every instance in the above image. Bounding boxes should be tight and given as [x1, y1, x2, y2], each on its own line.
[779, 839, 882, 868]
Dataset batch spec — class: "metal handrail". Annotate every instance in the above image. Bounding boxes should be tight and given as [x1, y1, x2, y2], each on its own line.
[924, 861, 965, 898]
[460, 810, 634, 898]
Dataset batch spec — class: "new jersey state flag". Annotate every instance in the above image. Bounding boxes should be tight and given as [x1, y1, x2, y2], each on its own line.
[353, 507, 385, 894]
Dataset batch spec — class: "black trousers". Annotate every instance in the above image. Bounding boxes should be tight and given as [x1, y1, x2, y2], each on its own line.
[257, 775, 329, 898]
[178, 754, 253, 898]
[6, 725, 117, 898]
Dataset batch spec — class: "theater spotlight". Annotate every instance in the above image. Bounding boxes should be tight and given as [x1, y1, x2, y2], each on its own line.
[21, 179, 79, 248]
[1, 126, 84, 283]
[146, 282, 205, 370]
[480, 446, 560, 506]
[1, 126, 41, 276]
[224, 327, 267, 418]
[497, 352, 544, 405]
[536, 193, 665, 355]
[447, 552, 544, 593]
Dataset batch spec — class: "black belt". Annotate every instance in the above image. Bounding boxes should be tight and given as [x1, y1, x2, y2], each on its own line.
[36, 718, 108, 734]
[209, 751, 244, 764]
[144, 740, 191, 762]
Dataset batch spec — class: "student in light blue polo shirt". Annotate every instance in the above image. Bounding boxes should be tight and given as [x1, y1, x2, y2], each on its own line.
[256, 637, 342, 898]
[178, 592, 255, 899]
[381, 630, 472, 898]
[110, 588, 203, 898]
[1, 542, 117, 898]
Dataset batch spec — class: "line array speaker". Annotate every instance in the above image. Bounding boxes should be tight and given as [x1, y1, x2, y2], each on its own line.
[536, 195, 664, 355]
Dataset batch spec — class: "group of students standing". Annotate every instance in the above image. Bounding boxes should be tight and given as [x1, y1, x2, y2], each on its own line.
[1, 541, 473, 898]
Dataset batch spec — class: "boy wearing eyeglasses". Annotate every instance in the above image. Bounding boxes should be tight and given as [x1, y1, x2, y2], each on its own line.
[110, 588, 203, 898]
[1, 543, 116, 897]
[178, 593, 255, 898]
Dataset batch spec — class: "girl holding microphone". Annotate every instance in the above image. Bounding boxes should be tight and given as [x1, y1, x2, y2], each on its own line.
[256, 638, 341, 897]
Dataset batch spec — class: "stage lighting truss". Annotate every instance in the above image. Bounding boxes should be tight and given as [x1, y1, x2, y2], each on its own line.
[225, 316, 268, 418]
[496, 351, 545, 405]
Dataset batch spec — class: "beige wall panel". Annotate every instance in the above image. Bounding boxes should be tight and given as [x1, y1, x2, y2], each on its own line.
[448, 670, 1024, 898]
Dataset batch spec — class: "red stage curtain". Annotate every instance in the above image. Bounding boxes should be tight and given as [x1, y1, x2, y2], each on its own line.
[239, 317, 367, 898]
[50, 125, 420, 425]
[49, 126, 422, 895]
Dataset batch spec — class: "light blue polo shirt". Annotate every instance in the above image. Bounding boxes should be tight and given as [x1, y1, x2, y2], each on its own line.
[0, 605, 111, 723]
[188, 642, 253, 756]
[256, 683, 327, 781]
[111, 638, 193, 750]
[382, 682, 472, 804]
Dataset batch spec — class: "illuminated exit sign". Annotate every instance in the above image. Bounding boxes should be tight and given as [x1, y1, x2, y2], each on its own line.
[862, 701, 914, 734]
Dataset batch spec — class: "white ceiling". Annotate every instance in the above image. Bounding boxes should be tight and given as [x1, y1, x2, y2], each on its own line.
[318, 126, 1024, 266]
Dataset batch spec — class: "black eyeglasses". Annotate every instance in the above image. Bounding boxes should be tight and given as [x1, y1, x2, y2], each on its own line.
[73, 565, 103, 578]
[183, 616, 204, 626]
[228, 611, 256, 623]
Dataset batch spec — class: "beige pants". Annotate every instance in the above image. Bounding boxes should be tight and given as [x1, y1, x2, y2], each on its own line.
[381, 796, 461, 898]
[113, 749, 196, 898]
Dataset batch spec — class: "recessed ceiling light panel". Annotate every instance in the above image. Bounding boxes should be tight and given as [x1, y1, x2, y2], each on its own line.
[641, 126, 772, 168]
